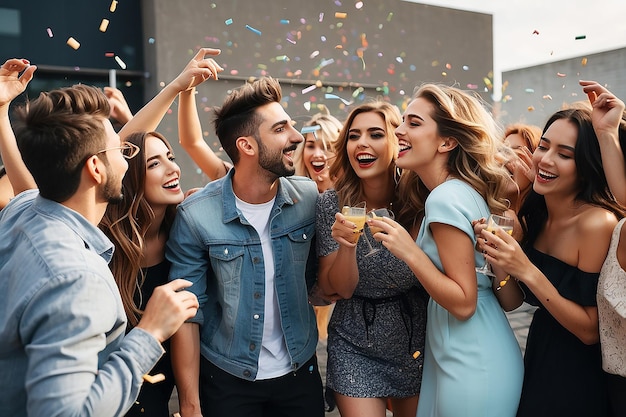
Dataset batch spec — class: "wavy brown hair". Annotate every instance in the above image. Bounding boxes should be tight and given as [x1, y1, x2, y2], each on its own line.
[99, 131, 177, 327]
[413, 83, 511, 214]
[330, 101, 422, 231]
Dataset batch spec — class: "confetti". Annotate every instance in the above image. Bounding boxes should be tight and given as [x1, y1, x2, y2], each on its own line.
[225, 18, 233, 25]
[575, 35, 586, 40]
[556, 72, 566, 77]
[114, 55, 127, 69]
[335, 12, 347, 19]
[301, 125, 321, 134]
[109, 0, 118, 12]
[280, 19, 290, 25]
[532, 29, 539, 35]
[245, 24, 262, 36]
[319, 13, 324, 22]
[527, 106, 535, 111]
[46, 27, 53, 37]
[276, 55, 289, 61]
[99, 19, 110, 33]
[105, 52, 115, 57]
[320, 58, 334, 68]
[542, 95, 553, 100]
[524, 88, 535, 93]
[386, 12, 393, 21]
[581, 57, 588, 66]
[355, 1, 363, 9]
[413, 351, 421, 359]
[142, 373, 165, 384]
[66, 37, 80, 50]
[302, 84, 317, 94]
[325, 93, 353, 105]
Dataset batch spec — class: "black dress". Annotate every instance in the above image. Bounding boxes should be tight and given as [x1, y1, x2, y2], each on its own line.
[517, 247, 608, 417]
[125, 260, 176, 417]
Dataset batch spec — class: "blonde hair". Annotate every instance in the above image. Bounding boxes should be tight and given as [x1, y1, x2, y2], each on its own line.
[414, 83, 510, 214]
[294, 105, 343, 177]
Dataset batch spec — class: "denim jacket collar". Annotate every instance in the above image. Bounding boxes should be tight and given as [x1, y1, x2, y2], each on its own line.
[31, 193, 114, 262]
[221, 168, 295, 224]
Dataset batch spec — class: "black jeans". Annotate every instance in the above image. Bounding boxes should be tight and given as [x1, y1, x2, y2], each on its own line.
[200, 355, 324, 417]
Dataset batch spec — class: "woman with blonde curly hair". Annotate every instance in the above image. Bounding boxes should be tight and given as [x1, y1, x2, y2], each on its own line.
[294, 105, 343, 193]
[372, 84, 524, 417]
[316, 101, 428, 417]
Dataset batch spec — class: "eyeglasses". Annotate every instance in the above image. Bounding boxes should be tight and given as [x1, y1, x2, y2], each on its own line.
[94, 141, 140, 160]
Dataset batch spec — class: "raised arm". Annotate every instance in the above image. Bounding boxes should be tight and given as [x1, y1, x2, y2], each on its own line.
[119, 47, 223, 140]
[0, 58, 37, 193]
[178, 87, 230, 181]
[580, 80, 626, 205]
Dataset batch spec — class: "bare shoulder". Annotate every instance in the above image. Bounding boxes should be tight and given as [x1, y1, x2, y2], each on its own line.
[577, 206, 618, 272]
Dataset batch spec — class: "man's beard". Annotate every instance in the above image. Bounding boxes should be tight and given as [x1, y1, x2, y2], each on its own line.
[101, 168, 124, 205]
[258, 139, 296, 178]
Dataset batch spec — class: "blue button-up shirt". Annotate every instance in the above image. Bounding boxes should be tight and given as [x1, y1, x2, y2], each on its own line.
[0, 190, 164, 417]
[166, 170, 318, 380]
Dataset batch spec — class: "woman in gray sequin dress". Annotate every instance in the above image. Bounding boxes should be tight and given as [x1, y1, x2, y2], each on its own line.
[316, 102, 428, 417]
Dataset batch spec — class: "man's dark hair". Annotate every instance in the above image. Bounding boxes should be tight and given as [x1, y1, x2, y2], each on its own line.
[213, 77, 282, 164]
[13, 85, 111, 202]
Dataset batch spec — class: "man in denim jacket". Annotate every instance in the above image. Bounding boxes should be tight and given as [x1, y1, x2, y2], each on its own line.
[167, 77, 323, 417]
[0, 59, 199, 417]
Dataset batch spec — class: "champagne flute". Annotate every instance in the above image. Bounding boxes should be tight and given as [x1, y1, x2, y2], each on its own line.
[364, 208, 394, 257]
[341, 202, 367, 244]
[475, 214, 514, 277]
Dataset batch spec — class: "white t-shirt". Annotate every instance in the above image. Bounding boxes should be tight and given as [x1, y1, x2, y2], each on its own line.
[235, 195, 292, 379]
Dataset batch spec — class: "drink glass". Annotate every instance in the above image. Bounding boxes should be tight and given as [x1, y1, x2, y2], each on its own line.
[364, 208, 394, 257]
[475, 214, 514, 277]
[341, 202, 367, 244]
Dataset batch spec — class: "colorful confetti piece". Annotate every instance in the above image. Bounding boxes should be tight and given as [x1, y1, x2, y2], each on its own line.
[575, 35, 586, 40]
[66, 37, 80, 50]
[335, 12, 347, 19]
[114, 55, 127, 69]
[46, 27, 53, 37]
[245, 24, 261, 36]
[225, 18, 233, 25]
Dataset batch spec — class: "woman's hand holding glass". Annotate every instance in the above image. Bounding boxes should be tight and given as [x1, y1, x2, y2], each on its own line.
[475, 214, 514, 278]
[332, 202, 367, 246]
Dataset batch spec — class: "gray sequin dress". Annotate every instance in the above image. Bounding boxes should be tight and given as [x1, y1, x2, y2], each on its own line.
[316, 190, 428, 398]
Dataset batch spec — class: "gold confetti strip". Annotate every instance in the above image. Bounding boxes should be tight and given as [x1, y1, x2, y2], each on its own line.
[109, 0, 118, 12]
[142, 373, 165, 384]
[99, 19, 109, 32]
[413, 350, 421, 359]
[66, 37, 80, 50]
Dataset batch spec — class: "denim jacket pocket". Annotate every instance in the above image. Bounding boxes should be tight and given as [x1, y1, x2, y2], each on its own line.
[287, 223, 315, 263]
[208, 245, 244, 318]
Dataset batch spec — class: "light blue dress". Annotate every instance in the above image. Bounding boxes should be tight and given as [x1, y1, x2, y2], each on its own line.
[415, 180, 523, 417]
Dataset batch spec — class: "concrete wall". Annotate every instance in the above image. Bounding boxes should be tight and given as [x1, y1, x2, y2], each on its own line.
[499, 47, 626, 129]
[141, 0, 494, 189]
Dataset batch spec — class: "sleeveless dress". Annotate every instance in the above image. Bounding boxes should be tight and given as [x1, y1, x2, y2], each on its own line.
[517, 247, 608, 417]
[416, 179, 524, 417]
[316, 190, 428, 397]
[125, 260, 176, 417]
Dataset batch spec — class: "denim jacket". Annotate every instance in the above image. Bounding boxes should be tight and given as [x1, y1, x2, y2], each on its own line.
[0, 190, 164, 417]
[166, 170, 318, 380]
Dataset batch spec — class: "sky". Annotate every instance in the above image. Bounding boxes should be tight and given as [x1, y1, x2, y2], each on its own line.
[406, 0, 626, 99]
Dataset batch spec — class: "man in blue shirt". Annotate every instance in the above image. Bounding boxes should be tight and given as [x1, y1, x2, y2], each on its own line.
[0, 58, 199, 417]
[167, 77, 324, 417]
